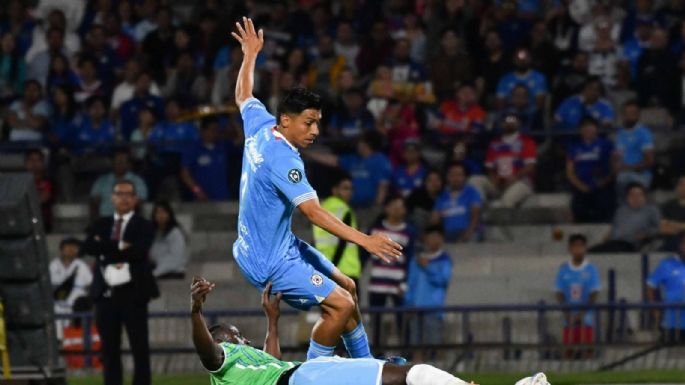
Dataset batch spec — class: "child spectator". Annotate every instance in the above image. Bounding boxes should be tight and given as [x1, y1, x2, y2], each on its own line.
[366, 195, 417, 349]
[405, 225, 452, 361]
[555, 234, 601, 358]
[566, 118, 615, 223]
[50, 238, 92, 319]
[150, 201, 189, 279]
[431, 162, 482, 242]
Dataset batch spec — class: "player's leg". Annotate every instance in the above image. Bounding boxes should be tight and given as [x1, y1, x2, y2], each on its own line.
[299, 240, 373, 358]
[387, 364, 470, 385]
[267, 253, 354, 360]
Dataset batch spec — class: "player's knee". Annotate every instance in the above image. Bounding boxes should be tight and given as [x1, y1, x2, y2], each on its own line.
[324, 287, 355, 318]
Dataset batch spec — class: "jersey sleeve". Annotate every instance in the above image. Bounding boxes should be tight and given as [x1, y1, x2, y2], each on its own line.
[646, 260, 668, 288]
[268, 155, 317, 207]
[240, 97, 277, 137]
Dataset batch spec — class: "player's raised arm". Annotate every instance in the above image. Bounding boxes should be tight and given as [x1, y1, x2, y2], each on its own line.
[190, 276, 223, 371]
[232, 17, 264, 107]
[298, 199, 403, 263]
[261, 282, 283, 359]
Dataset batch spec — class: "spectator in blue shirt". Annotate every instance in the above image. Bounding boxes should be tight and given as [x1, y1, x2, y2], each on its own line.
[149, 98, 199, 155]
[118, 72, 164, 140]
[496, 47, 548, 111]
[72, 95, 114, 155]
[306, 132, 392, 207]
[614, 100, 654, 195]
[180, 118, 230, 201]
[328, 87, 375, 139]
[431, 162, 482, 243]
[566, 118, 615, 223]
[405, 225, 452, 361]
[555, 234, 601, 354]
[646, 234, 685, 343]
[392, 139, 427, 197]
[621, 20, 653, 79]
[554, 77, 615, 131]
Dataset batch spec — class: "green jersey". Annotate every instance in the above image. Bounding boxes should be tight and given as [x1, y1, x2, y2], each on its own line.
[209, 342, 300, 385]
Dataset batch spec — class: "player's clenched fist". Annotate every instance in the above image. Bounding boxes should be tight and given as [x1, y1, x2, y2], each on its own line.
[231, 17, 263, 56]
[362, 233, 403, 263]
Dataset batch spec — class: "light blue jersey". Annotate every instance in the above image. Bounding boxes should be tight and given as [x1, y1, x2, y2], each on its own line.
[555, 261, 601, 326]
[233, 97, 335, 309]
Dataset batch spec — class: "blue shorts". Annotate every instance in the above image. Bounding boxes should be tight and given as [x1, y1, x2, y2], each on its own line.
[237, 239, 337, 310]
[290, 357, 384, 385]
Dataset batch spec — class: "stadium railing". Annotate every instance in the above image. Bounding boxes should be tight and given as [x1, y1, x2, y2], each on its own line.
[56, 302, 685, 374]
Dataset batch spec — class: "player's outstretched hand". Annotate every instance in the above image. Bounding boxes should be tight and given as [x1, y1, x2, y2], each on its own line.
[363, 233, 403, 263]
[231, 17, 263, 56]
[261, 282, 282, 320]
[191, 276, 215, 313]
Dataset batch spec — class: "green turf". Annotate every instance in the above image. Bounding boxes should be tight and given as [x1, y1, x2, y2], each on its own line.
[67, 370, 685, 385]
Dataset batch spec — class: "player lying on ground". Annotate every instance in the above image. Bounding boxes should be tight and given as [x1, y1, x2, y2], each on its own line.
[191, 277, 551, 385]
[230, 16, 402, 361]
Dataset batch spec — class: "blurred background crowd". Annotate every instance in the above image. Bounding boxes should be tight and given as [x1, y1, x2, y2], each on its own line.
[3, 0, 685, 366]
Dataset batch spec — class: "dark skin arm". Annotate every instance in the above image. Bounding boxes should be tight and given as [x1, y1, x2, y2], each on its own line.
[190, 277, 224, 372]
[261, 282, 283, 359]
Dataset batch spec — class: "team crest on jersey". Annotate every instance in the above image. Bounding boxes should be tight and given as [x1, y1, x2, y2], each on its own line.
[288, 169, 303, 183]
[310, 274, 323, 286]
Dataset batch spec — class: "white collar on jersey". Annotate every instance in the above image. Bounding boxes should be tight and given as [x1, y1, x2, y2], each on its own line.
[272, 127, 298, 153]
[567, 260, 589, 272]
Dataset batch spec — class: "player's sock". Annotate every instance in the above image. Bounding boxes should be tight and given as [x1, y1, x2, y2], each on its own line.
[342, 322, 372, 358]
[406, 364, 468, 385]
[306, 339, 335, 360]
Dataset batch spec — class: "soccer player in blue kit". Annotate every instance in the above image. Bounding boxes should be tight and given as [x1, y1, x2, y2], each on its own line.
[230, 17, 403, 360]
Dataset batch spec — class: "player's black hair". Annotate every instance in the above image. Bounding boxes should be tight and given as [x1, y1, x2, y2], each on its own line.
[423, 224, 444, 237]
[568, 233, 587, 245]
[276, 87, 322, 123]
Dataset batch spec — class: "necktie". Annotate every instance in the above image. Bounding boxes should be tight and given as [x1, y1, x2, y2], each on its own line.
[111, 218, 123, 241]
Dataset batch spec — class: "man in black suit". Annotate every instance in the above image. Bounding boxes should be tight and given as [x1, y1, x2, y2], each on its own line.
[84, 179, 157, 385]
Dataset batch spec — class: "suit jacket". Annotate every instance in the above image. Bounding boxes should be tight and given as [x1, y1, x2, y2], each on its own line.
[84, 213, 159, 303]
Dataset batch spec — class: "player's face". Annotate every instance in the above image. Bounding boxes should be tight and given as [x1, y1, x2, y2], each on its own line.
[285, 109, 321, 148]
[225, 325, 251, 346]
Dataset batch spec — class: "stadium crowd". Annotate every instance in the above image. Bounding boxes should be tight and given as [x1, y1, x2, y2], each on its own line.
[4, 0, 685, 368]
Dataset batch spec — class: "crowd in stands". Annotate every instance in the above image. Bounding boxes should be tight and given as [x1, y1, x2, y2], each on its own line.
[4, 0, 682, 357]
